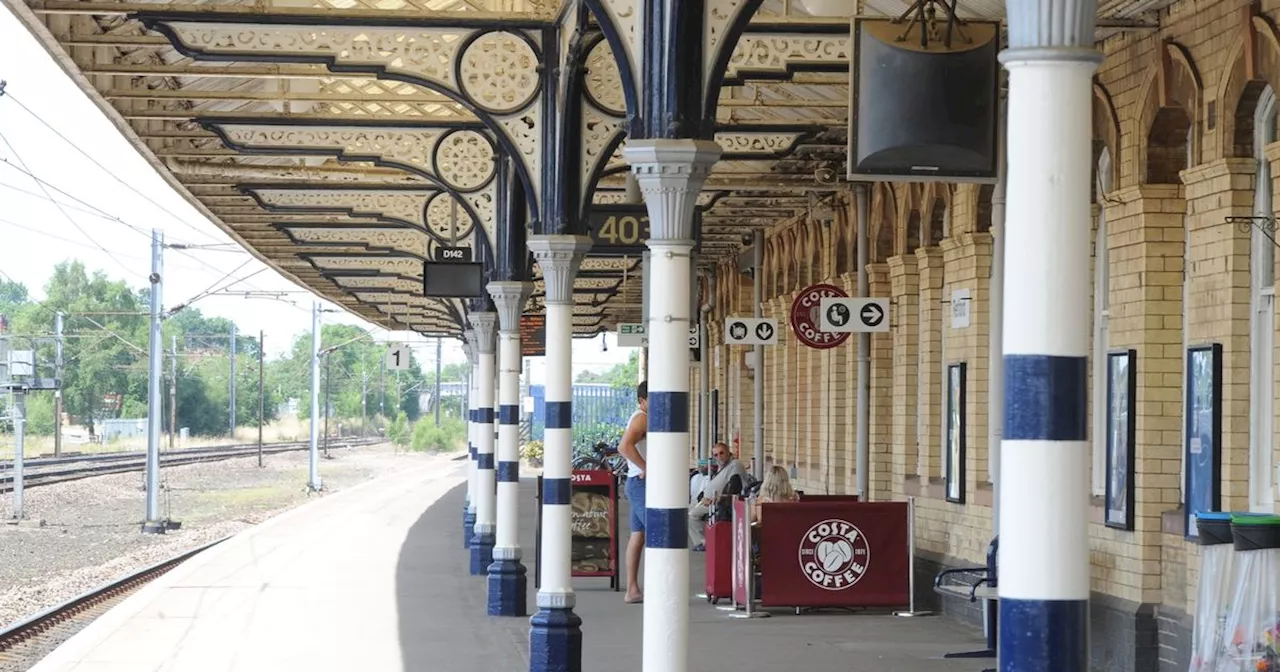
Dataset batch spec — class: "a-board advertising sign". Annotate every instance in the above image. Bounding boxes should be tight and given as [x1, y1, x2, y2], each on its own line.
[534, 471, 620, 591]
[757, 501, 909, 608]
[790, 284, 851, 349]
[570, 470, 618, 580]
[732, 497, 751, 606]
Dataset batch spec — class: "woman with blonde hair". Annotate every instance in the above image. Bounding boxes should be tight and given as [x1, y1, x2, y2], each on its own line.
[753, 465, 798, 523]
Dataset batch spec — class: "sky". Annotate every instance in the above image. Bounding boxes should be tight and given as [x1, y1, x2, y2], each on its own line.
[0, 6, 631, 380]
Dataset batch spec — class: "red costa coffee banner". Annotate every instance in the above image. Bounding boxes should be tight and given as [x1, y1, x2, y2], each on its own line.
[758, 501, 909, 608]
[790, 283, 851, 350]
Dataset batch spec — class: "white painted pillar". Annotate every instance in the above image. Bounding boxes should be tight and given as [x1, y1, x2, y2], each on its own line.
[488, 281, 533, 616]
[471, 313, 498, 576]
[625, 138, 722, 672]
[999, 1, 1099, 669]
[527, 235, 592, 672]
[462, 337, 476, 550]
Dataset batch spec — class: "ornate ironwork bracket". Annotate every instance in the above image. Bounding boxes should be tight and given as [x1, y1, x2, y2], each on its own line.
[892, 0, 972, 49]
[1227, 216, 1280, 247]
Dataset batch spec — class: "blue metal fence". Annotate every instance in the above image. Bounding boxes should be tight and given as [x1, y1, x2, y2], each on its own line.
[528, 383, 635, 449]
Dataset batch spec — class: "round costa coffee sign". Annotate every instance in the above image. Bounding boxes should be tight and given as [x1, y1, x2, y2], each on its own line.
[797, 518, 870, 590]
[790, 283, 850, 349]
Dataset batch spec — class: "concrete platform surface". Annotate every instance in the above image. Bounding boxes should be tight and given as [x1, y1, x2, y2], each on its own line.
[28, 456, 993, 672]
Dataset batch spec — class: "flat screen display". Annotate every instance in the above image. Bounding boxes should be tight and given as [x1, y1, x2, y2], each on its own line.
[423, 261, 486, 298]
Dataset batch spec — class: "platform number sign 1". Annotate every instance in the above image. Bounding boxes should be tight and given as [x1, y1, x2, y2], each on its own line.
[386, 344, 411, 371]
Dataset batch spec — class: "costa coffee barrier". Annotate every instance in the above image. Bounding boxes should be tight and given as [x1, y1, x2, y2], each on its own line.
[798, 494, 860, 503]
[758, 501, 909, 608]
[732, 498, 752, 606]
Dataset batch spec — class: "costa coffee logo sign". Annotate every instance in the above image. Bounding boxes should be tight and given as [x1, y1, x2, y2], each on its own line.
[790, 284, 851, 350]
[797, 518, 870, 590]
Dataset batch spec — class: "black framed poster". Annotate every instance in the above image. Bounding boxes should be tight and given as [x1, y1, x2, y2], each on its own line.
[1105, 349, 1137, 530]
[946, 362, 967, 504]
[1184, 343, 1223, 539]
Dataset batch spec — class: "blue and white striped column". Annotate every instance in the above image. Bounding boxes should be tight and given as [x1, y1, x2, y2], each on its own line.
[463, 337, 476, 551]
[999, 2, 1099, 670]
[470, 313, 498, 576]
[487, 281, 533, 616]
[526, 235, 592, 672]
[624, 139, 721, 672]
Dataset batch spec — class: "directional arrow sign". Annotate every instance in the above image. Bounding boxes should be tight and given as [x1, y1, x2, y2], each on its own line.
[724, 318, 778, 346]
[819, 298, 891, 333]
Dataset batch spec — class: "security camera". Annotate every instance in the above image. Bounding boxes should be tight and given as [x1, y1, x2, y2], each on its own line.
[740, 233, 753, 246]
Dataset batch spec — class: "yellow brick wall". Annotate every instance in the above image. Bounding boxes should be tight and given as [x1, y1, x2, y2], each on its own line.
[695, 0, 1280, 615]
[888, 255, 920, 498]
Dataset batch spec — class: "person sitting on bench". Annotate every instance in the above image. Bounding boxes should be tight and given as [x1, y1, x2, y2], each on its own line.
[688, 442, 748, 551]
[751, 465, 798, 525]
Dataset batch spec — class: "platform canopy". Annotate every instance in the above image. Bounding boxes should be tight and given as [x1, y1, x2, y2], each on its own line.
[4, 0, 1173, 337]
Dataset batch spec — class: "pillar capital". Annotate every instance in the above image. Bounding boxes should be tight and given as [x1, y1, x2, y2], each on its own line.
[1001, 0, 1102, 64]
[624, 139, 722, 241]
[470, 312, 498, 354]
[462, 330, 477, 362]
[528, 235, 592, 305]
[487, 281, 534, 333]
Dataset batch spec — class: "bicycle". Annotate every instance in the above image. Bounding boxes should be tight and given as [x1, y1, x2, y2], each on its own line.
[571, 441, 628, 480]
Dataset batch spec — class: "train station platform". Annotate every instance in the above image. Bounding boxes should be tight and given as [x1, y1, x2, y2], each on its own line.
[27, 456, 990, 672]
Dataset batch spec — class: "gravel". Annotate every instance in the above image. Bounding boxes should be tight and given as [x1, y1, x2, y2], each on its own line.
[0, 442, 454, 631]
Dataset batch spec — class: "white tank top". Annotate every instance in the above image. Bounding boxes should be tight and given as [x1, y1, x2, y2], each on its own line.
[624, 409, 647, 478]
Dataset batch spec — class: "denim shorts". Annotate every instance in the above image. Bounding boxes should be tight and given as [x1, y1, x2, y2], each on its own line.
[625, 476, 646, 533]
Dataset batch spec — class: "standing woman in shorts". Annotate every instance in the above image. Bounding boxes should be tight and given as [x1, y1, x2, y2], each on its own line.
[617, 380, 648, 604]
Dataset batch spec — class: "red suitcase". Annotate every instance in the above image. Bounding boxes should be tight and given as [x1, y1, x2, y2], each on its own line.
[703, 519, 733, 604]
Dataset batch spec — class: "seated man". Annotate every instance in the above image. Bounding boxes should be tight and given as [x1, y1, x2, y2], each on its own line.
[689, 459, 710, 505]
[687, 442, 747, 551]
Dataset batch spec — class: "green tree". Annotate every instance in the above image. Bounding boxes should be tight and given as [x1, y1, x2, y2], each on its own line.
[575, 351, 640, 390]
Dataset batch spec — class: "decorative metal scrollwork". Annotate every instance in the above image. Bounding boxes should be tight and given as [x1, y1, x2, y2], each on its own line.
[434, 129, 496, 192]
[459, 31, 541, 114]
[1228, 216, 1280, 247]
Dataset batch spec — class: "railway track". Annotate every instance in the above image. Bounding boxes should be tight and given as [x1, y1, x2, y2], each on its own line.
[0, 438, 381, 494]
[0, 538, 228, 670]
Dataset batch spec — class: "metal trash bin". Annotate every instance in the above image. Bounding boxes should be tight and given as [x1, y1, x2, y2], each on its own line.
[1219, 514, 1280, 671]
[1190, 512, 1236, 671]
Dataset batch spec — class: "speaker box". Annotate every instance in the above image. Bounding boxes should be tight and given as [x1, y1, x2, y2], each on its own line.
[847, 18, 1000, 183]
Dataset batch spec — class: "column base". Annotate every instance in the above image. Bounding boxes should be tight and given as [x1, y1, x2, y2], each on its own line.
[469, 531, 495, 576]
[463, 507, 476, 551]
[529, 607, 583, 672]
[486, 556, 528, 617]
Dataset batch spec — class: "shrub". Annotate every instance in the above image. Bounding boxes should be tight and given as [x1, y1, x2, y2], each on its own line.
[521, 440, 544, 466]
[410, 415, 465, 453]
[387, 412, 410, 448]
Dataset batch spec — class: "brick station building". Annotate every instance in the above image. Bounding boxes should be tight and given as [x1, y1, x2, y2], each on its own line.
[693, 2, 1280, 668]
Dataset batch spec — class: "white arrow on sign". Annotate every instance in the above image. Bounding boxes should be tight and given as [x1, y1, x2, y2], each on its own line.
[386, 344, 412, 371]
[723, 318, 778, 346]
[688, 325, 700, 349]
[819, 298, 891, 333]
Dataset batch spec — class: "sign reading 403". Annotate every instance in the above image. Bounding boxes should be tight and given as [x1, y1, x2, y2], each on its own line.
[587, 205, 702, 256]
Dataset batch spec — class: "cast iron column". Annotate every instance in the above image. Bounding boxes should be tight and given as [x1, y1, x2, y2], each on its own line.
[624, 138, 722, 672]
[526, 234, 592, 672]
[488, 281, 534, 616]
[999, 1, 1100, 669]
[470, 313, 499, 576]
[463, 335, 477, 553]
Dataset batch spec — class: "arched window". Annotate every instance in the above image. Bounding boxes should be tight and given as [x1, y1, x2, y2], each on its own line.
[1092, 147, 1112, 497]
[1249, 86, 1277, 512]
